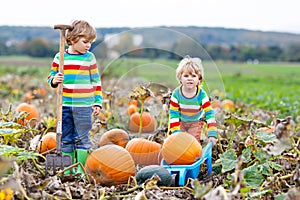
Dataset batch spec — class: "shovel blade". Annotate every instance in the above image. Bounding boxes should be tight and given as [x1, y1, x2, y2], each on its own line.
[45, 154, 72, 177]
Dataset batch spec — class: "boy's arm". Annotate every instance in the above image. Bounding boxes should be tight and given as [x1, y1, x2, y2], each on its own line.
[47, 54, 59, 88]
[168, 92, 181, 135]
[47, 61, 59, 88]
[202, 91, 217, 138]
[90, 55, 102, 108]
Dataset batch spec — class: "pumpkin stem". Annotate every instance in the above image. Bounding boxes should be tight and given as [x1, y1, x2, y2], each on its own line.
[138, 100, 145, 137]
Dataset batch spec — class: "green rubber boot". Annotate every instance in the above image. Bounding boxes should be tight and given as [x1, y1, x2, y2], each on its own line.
[62, 151, 75, 175]
[76, 149, 89, 175]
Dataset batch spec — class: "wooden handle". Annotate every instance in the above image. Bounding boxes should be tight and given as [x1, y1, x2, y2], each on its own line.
[54, 24, 72, 154]
[54, 24, 73, 31]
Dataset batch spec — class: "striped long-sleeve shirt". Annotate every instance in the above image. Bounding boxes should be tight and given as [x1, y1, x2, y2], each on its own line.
[47, 51, 102, 107]
[168, 86, 217, 138]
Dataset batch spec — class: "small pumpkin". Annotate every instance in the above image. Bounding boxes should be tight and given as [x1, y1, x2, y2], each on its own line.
[16, 102, 40, 125]
[128, 104, 138, 115]
[98, 128, 130, 148]
[85, 144, 136, 186]
[211, 98, 222, 109]
[125, 138, 162, 166]
[221, 99, 235, 112]
[135, 165, 172, 186]
[129, 99, 139, 107]
[162, 132, 202, 165]
[128, 112, 157, 133]
[36, 87, 47, 97]
[37, 132, 56, 153]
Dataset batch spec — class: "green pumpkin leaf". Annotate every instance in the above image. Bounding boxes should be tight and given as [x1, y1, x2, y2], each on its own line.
[0, 122, 23, 129]
[0, 145, 41, 162]
[217, 149, 238, 173]
[243, 165, 264, 187]
[269, 161, 283, 171]
[253, 149, 270, 163]
[260, 163, 273, 176]
[0, 128, 25, 135]
[242, 147, 252, 163]
[254, 132, 277, 143]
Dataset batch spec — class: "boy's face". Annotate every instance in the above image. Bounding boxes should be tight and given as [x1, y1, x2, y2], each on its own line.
[180, 70, 201, 89]
[71, 37, 92, 54]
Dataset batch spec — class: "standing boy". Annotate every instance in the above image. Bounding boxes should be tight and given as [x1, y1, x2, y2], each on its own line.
[47, 20, 102, 174]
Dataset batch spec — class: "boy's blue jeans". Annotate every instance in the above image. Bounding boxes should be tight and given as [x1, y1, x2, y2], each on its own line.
[61, 106, 93, 152]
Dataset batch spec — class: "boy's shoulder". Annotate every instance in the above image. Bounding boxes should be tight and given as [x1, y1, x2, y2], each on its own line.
[172, 86, 180, 92]
[85, 51, 94, 56]
[79, 51, 95, 57]
[171, 86, 181, 96]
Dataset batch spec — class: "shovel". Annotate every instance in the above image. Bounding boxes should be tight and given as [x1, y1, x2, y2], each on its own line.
[45, 24, 73, 177]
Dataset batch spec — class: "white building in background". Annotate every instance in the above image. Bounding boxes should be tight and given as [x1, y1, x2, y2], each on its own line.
[104, 33, 143, 59]
[104, 34, 121, 49]
[132, 34, 143, 46]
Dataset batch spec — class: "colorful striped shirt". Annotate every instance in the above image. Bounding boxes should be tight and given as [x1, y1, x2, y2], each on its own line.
[168, 86, 217, 138]
[47, 51, 102, 107]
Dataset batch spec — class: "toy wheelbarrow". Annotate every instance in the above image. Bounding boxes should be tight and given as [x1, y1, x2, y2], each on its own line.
[161, 142, 213, 186]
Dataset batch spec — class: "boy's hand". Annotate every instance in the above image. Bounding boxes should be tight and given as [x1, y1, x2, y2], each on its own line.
[208, 137, 217, 146]
[93, 106, 101, 116]
[52, 72, 64, 85]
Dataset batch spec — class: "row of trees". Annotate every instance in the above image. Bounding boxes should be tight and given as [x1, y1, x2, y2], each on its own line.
[1, 37, 300, 62]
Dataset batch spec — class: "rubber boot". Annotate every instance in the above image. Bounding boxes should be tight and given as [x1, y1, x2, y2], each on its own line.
[62, 151, 75, 175]
[76, 149, 89, 175]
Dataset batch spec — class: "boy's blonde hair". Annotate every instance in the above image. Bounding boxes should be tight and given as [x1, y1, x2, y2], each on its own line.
[176, 55, 204, 82]
[66, 20, 96, 45]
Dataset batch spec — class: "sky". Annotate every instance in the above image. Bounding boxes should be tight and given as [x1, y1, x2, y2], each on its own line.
[1, 0, 300, 34]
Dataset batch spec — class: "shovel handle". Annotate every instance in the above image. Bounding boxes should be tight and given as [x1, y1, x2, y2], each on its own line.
[54, 24, 73, 154]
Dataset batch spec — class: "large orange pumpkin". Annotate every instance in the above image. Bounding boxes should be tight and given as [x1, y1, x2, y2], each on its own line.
[37, 132, 56, 153]
[16, 102, 40, 125]
[128, 112, 157, 133]
[98, 128, 130, 148]
[125, 138, 162, 166]
[85, 144, 136, 186]
[162, 132, 202, 165]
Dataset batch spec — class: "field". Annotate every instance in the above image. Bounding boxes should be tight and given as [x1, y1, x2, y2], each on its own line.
[0, 56, 300, 199]
[1, 56, 298, 117]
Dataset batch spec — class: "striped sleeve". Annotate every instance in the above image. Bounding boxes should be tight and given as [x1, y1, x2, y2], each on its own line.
[89, 54, 102, 107]
[168, 88, 181, 135]
[47, 53, 59, 88]
[201, 90, 217, 138]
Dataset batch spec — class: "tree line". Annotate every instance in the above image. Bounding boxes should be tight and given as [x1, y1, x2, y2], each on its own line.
[1, 37, 300, 62]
